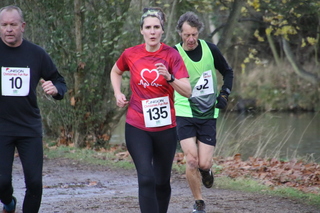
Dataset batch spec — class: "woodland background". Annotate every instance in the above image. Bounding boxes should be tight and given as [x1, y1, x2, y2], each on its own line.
[1, 0, 319, 148]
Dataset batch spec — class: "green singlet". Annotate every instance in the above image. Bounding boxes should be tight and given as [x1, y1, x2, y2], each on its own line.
[174, 39, 219, 119]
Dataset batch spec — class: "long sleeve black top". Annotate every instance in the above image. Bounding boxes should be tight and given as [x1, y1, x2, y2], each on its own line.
[0, 39, 67, 137]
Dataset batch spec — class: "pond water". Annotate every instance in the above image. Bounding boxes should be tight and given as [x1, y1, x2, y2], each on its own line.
[110, 112, 320, 162]
[216, 112, 320, 162]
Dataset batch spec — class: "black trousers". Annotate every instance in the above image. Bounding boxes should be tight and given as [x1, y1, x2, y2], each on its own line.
[0, 136, 43, 213]
[125, 123, 177, 213]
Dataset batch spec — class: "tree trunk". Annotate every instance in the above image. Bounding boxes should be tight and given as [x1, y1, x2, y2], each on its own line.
[217, 0, 244, 54]
[73, 0, 87, 147]
[163, 0, 178, 44]
[282, 37, 319, 85]
[266, 31, 281, 66]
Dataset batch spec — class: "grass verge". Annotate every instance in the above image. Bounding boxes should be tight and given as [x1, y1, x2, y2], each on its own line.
[44, 144, 135, 170]
[216, 176, 320, 207]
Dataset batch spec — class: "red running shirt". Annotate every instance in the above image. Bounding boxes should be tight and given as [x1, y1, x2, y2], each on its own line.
[116, 43, 189, 132]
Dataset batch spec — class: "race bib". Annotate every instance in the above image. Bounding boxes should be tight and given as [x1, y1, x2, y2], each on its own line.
[142, 96, 172, 127]
[191, 70, 214, 97]
[1, 67, 30, 96]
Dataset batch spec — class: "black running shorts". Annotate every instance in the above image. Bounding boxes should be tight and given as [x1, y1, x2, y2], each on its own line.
[176, 116, 217, 146]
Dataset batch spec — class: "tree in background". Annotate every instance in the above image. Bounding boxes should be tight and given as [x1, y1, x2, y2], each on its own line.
[1, 0, 319, 148]
[1, 0, 132, 147]
[201, 0, 320, 111]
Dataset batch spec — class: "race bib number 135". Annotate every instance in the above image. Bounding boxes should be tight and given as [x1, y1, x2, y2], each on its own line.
[142, 96, 172, 128]
[1, 67, 30, 96]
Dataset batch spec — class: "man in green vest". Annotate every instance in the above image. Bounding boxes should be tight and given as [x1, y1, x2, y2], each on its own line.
[174, 11, 234, 213]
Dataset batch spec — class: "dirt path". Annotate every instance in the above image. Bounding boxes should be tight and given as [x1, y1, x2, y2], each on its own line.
[11, 157, 319, 213]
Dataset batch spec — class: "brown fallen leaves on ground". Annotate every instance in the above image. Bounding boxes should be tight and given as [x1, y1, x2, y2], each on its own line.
[174, 153, 320, 195]
[47, 144, 320, 195]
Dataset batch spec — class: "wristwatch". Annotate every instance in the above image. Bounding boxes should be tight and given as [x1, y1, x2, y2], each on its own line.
[167, 74, 175, 83]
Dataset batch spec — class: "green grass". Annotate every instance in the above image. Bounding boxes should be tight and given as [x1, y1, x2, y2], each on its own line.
[171, 163, 186, 174]
[216, 176, 320, 207]
[44, 145, 135, 170]
[44, 144, 320, 208]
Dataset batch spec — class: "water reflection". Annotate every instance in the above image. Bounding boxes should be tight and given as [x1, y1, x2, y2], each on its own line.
[216, 112, 320, 162]
[110, 112, 320, 162]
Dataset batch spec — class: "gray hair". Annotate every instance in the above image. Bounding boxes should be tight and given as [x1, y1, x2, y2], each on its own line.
[176, 11, 204, 33]
[0, 5, 24, 23]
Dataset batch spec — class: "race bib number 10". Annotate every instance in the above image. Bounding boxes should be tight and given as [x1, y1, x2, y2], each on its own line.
[142, 96, 172, 128]
[1, 67, 30, 96]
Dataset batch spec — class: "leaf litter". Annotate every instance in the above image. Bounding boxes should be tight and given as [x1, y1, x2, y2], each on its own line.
[10, 146, 320, 212]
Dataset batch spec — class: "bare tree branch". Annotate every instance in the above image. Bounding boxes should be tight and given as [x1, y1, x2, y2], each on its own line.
[282, 37, 319, 85]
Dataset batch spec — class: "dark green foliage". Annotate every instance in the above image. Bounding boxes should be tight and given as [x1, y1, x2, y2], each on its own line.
[1, 0, 319, 148]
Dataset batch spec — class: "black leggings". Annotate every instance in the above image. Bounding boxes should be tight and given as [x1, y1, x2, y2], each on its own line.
[125, 123, 177, 213]
[0, 136, 43, 213]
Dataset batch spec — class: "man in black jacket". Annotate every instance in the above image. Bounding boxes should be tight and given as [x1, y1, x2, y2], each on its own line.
[0, 5, 67, 213]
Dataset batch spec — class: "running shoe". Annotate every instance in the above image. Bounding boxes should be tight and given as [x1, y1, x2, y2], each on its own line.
[199, 168, 214, 188]
[2, 196, 16, 213]
[192, 200, 206, 213]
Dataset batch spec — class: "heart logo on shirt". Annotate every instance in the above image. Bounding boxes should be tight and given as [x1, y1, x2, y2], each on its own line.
[139, 68, 162, 88]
